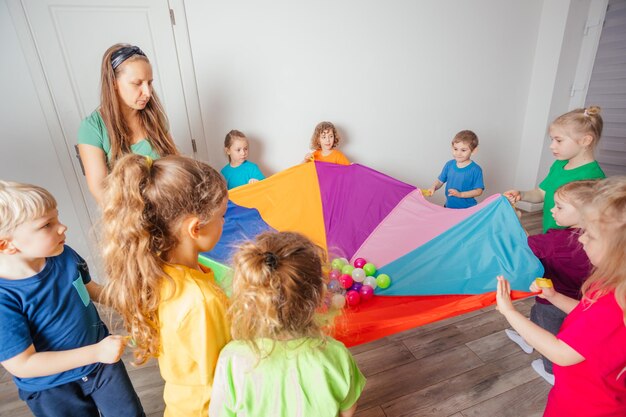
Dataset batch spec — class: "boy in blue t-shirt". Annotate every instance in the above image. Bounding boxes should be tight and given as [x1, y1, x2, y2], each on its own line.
[0, 181, 144, 417]
[428, 130, 485, 208]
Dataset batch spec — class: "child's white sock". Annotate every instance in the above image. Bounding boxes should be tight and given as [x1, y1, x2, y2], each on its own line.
[505, 329, 534, 354]
[531, 359, 555, 385]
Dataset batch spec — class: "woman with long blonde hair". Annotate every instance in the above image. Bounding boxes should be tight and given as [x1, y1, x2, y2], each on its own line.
[77, 43, 178, 205]
[101, 154, 229, 417]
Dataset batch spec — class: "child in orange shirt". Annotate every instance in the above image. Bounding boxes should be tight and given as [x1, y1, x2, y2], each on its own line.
[304, 121, 350, 165]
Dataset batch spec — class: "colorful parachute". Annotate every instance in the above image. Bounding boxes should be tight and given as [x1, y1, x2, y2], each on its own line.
[200, 161, 542, 346]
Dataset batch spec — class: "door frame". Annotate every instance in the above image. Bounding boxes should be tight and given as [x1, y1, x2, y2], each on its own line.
[7, 0, 96, 260]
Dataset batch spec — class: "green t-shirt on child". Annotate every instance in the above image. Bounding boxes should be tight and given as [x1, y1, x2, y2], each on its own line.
[209, 337, 366, 417]
[539, 159, 605, 232]
[77, 110, 160, 164]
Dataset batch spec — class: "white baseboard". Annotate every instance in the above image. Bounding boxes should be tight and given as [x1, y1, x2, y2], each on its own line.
[517, 200, 543, 213]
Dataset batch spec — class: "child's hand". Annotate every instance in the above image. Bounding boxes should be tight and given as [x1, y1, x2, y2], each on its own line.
[303, 152, 314, 163]
[495, 275, 516, 316]
[448, 188, 461, 197]
[503, 190, 521, 204]
[529, 281, 557, 300]
[427, 187, 435, 196]
[248, 178, 259, 184]
[95, 335, 126, 363]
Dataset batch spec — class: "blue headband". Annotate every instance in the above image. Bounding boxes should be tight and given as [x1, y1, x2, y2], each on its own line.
[111, 46, 146, 70]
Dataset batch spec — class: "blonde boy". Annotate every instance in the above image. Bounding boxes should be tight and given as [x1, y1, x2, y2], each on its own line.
[0, 181, 144, 417]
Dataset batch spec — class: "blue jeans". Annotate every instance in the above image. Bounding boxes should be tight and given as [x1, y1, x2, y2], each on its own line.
[18, 360, 145, 417]
[530, 301, 567, 374]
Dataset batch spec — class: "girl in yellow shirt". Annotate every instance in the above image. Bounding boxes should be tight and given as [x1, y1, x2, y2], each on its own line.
[101, 154, 231, 417]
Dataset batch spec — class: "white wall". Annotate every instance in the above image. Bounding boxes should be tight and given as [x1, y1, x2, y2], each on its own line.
[186, 0, 546, 204]
[0, 1, 93, 267]
[0, 0, 605, 262]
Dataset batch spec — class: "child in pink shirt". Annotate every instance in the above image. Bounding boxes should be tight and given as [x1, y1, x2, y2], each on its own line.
[505, 180, 597, 384]
[497, 176, 626, 417]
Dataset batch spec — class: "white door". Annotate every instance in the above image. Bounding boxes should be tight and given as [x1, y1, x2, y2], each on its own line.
[15, 0, 202, 222]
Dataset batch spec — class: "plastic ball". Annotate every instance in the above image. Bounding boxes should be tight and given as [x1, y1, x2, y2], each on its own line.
[359, 285, 374, 302]
[376, 273, 391, 289]
[351, 268, 366, 282]
[339, 257, 350, 266]
[363, 276, 377, 289]
[349, 282, 363, 293]
[331, 293, 346, 309]
[363, 263, 377, 276]
[331, 258, 346, 270]
[339, 274, 354, 289]
[353, 258, 367, 268]
[341, 264, 355, 275]
[329, 269, 342, 280]
[328, 279, 341, 293]
[345, 290, 361, 306]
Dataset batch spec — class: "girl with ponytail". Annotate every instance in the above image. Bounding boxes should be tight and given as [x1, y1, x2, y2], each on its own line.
[209, 231, 366, 417]
[101, 154, 230, 417]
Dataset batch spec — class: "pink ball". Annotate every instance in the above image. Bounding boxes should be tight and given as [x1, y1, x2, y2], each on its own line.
[353, 258, 367, 269]
[329, 269, 342, 280]
[359, 285, 374, 302]
[345, 290, 361, 306]
[339, 274, 354, 289]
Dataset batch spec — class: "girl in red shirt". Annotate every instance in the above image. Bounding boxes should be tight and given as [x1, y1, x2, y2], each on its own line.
[497, 176, 626, 417]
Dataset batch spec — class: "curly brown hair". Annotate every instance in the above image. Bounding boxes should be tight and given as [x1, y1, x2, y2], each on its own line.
[228, 231, 330, 356]
[100, 154, 227, 364]
[310, 121, 341, 150]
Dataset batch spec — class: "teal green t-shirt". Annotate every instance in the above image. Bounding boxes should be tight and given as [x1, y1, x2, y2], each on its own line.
[77, 110, 160, 164]
[209, 337, 366, 417]
[539, 159, 605, 232]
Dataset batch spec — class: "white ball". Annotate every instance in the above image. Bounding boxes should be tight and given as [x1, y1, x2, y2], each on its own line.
[352, 268, 366, 282]
[363, 276, 377, 289]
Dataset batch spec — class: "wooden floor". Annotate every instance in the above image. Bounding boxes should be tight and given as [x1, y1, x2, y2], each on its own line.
[0, 211, 546, 417]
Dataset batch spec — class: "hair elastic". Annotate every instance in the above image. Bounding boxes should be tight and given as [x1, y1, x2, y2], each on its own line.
[111, 45, 146, 70]
[583, 108, 589, 117]
[263, 252, 278, 270]
[145, 156, 153, 169]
